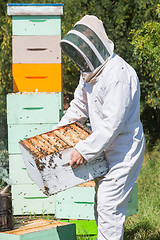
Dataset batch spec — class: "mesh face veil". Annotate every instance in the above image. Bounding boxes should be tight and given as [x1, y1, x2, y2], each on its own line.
[60, 15, 114, 73]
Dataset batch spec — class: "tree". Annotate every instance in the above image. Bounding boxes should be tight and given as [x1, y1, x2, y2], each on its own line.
[131, 4, 160, 143]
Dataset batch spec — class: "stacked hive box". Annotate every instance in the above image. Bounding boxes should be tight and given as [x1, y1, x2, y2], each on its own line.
[54, 181, 138, 237]
[0, 219, 76, 240]
[7, 3, 63, 215]
[55, 182, 138, 220]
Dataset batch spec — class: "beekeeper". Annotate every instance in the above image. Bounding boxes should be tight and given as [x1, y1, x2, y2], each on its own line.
[57, 15, 145, 240]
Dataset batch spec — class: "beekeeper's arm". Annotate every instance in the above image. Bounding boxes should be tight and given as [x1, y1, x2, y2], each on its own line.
[53, 77, 88, 129]
[74, 79, 132, 162]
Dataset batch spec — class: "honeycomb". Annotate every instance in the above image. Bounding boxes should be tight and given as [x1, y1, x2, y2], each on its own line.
[19, 122, 91, 170]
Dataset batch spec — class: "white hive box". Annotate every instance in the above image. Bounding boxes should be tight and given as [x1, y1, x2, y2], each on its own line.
[7, 3, 63, 16]
[19, 122, 108, 195]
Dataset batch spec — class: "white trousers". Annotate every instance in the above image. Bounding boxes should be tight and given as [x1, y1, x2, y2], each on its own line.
[94, 138, 145, 240]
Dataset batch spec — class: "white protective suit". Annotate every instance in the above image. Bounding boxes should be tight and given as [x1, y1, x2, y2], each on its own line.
[59, 15, 145, 240]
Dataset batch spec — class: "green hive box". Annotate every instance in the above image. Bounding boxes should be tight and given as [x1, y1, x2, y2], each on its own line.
[8, 123, 56, 154]
[60, 183, 138, 238]
[7, 92, 63, 154]
[55, 183, 138, 220]
[12, 15, 62, 36]
[7, 3, 63, 36]
[55, 187, 95, 220]
[7, 93, 63, 125]
[11, 184, 55, 215]
[0, 219, 76, 240]
[9, 154, 35, 185]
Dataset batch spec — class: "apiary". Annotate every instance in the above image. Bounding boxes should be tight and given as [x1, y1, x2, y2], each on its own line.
[0, 219, 76, 240]
[19, 122, 108, 195]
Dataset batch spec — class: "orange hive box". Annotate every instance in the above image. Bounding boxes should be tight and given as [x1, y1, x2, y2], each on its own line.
[12, 63, 62, 92]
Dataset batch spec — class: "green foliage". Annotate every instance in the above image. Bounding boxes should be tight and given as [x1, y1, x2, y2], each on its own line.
[0, 143, 9, 188]
[0, 6, 12, 188]
[60, 0, 160, 103]
[131, 19, 160, 110]
[0, 17, 12, 95]
[130, 4, 160, 142]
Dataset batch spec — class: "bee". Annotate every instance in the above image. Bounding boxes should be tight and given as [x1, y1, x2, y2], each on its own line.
[58, 153, 62, 159]
[52, 163, 57, 169]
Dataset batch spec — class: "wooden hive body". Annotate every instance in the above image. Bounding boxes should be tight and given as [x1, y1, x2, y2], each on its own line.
[12, 15, 61, 36]
[55, 182, 138, 220]
[12, 63, 62, 92]
[0, 219, 76, 240]
[19, 122, 108, 195]
[12, 36, 61, 64]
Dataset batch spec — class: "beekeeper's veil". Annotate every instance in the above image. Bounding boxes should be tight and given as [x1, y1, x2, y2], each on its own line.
[60, 15, 114, 83]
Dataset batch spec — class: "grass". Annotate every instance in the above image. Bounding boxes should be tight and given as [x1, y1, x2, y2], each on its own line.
[123, 141, 160, 240]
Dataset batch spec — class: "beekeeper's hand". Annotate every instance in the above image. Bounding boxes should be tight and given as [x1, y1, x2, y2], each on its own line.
[70, 149, 85, 168]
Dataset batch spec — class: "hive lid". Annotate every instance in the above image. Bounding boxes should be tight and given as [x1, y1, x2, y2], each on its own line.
[7, 3, 63, 16]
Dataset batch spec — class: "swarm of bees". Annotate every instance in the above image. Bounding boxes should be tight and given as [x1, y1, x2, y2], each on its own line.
[19, 122, 91, 172]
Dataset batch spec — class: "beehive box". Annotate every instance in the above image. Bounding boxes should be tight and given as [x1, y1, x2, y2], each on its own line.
[12, 63, 62, 92]
[0, 219, 76, 240]
[7, 92, 62, 154]
[19, 122, 108, 195]
[12, 36, 61, 64]
[55, 182, 138, 220]
[9, 155, 34, 185]
[11, 15, 62, 36]
[7, 92, 63, 125]
[8, 123, 56, 154]
[55, 182, 96, 220]
[63, 219, 97, 238]
[11, 184, 55, 215]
